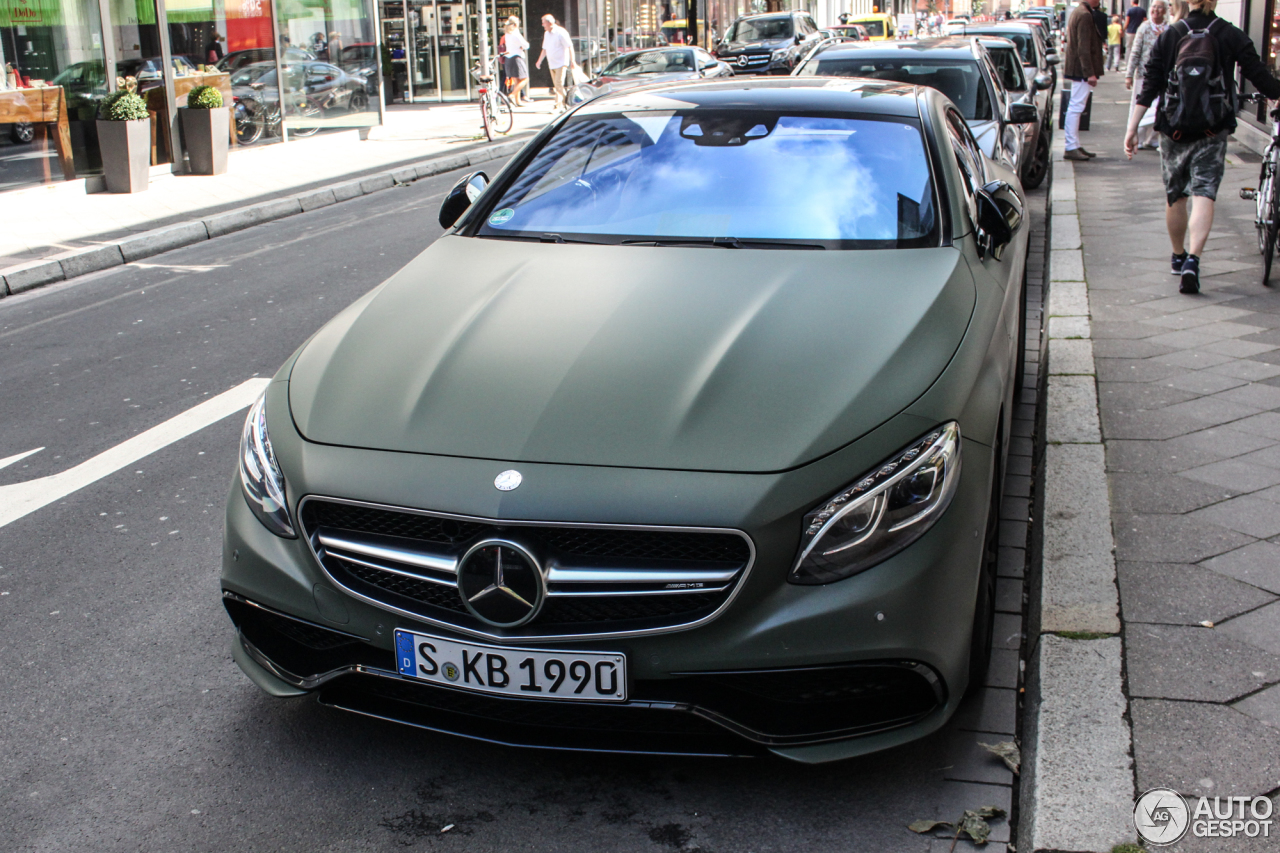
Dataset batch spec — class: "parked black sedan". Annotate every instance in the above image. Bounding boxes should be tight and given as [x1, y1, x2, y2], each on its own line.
[569, 47, 734, 104]
[713, 11, 825, 74]
[974, 35, 1052, 190]
[794, 39, 1037, 178]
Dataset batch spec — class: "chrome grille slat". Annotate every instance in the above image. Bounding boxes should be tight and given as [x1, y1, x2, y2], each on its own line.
[299, 496, 756, 642]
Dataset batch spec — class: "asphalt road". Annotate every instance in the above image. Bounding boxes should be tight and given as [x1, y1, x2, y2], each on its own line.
[0, 165, 1023, 852]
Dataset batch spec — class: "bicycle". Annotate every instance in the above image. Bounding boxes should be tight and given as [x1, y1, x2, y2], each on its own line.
[470, 60, 514, 141]
[233, 81, 323, 145]
[1239, 92, 1279, 286]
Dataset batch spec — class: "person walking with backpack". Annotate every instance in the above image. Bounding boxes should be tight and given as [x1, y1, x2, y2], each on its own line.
[1124, 0, 1280, 293]
[1064, 0, 1107, 161]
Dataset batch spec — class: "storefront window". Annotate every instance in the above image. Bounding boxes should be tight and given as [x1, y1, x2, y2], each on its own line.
[1, 0, 107, 189]
[274, 0, 378, 131]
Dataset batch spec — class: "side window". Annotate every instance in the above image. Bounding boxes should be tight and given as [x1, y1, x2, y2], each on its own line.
[945, 109, 982, 230]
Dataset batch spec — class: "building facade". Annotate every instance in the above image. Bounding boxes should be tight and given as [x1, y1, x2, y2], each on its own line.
[1, 0, 381, 192]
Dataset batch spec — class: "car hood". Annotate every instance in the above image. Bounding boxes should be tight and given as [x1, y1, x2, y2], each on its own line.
[289, 237, 975, 473]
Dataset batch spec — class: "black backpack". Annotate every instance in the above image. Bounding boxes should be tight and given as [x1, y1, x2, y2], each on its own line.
[1162, 19, 1235, 138]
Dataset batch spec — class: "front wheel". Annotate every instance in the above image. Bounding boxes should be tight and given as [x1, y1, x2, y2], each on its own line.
[1265, 184, 1279, 287]
[1257, 157, 1273, 255]
[10, 121, 34, 144]
[486, 91, 514, 135]
[289, 101, 323, 138]
[235, 103, 264, 145]
[1021, 127, 1050, 191]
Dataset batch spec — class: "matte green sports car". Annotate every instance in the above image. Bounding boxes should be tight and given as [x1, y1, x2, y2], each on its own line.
[222, 77, 1028, 762]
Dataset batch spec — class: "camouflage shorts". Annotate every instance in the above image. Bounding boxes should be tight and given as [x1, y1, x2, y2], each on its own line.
[1159, 134, 1229, 207]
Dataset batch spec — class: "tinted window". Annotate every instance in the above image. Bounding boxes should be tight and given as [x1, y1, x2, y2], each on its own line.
[728, 17, 794, 41]
[997, 32, 1036, 64]
[798, 56, 992, 121]
[861, 20, 886, 37]
[478, 111, 937, 248]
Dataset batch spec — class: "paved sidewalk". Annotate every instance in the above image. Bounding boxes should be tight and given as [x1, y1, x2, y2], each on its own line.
[1074, 76, 1280, 849]
[1, 100, 557, 270]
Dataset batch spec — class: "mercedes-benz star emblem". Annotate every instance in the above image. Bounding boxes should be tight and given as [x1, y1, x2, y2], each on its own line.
[456, 539, 545, 627]
[736, 55, 748, 67]
[494, 469, 522, 491]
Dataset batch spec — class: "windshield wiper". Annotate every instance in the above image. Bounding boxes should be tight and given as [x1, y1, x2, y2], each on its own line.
[621, 237, 825, 250]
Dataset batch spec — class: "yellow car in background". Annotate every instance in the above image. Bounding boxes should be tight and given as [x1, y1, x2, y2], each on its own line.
[845, 13, 896, 40]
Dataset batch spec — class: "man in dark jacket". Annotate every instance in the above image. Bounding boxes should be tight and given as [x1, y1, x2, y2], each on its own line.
[1125, 0, 1280, 293]
[1064, 0, 1106, 160]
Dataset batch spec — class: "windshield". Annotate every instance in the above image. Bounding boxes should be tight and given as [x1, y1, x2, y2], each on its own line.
[728, 17, 793, 41]
[797, 56, 992, 121]
[476, 111, 936, 248]
[988, 31, 1034, 63]
[231, 64, 277, 86]
[988, 47, 1025, 90]
[857, 20, 886, 37]
[602, 49, 696, 76]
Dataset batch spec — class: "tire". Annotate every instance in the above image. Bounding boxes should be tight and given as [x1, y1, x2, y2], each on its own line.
[967, 448, 1003, 692]
[1265, 183, 1279, 287]
[489, 91, 514, 135]
[1021, 127, 1050, 191]
[235, 105, 264, 145]
[10, 121, 34, 144]
[290, 101, 322, 138]
[348, 89, 369, 113]
[1256, 158, 1272, 256]
[480, 95, 494, 141]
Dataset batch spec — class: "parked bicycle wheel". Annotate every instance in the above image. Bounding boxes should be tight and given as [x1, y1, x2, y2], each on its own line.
[1257, 158, 1273, 255]
[290, 100, 323, 138]
[487, 91, 514, 135]
[1265, 171, 1279, 286]
[235, 101, 265, 145]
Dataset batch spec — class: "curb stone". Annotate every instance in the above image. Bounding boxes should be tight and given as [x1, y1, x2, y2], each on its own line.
[1018, 150, 1138, 853]
[0, 136, 530, 298]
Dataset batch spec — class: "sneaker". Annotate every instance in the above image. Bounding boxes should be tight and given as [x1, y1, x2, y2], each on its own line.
[1064, 148, 1090, 161]
[1171, 252, 1188, 275]
[1180, 255, 1201, 294]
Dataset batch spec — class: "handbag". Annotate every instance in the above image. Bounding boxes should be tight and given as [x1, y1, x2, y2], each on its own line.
[570, 64, 588, 86]
[1139, 94, 1159, 128]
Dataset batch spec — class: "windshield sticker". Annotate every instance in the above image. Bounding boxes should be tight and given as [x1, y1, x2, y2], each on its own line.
[489, 208, 515, 225]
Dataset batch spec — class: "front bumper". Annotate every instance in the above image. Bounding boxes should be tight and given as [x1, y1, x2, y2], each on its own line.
[221, 381, 994, 762]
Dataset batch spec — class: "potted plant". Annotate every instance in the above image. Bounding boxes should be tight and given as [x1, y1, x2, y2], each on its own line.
[96, 79, 150, 193]
[181, 84, 228, 175]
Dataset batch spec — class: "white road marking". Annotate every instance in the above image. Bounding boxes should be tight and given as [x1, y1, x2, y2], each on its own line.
[0, 447, 44, 471]
[0, 378, 269, 530]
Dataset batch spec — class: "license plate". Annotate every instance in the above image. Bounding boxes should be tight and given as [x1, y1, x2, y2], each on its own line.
[394, 629, 628, 702]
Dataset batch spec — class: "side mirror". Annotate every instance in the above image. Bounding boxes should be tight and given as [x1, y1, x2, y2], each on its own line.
[1008, 102, 1038, 124]
[976, 179, 1022, 259]
[1045, 52, 1059, 65]
[1033, 73, 1052, 91]
[438, 170, 489, 229]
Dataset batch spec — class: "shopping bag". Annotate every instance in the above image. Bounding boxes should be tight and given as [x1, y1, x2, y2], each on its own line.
[1139, 95, 1159, 128]
[570, 64, 589, 86]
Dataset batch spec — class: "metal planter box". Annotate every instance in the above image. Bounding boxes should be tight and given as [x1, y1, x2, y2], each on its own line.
[96, 118, 150, 193]
[181, 107, 229, 176]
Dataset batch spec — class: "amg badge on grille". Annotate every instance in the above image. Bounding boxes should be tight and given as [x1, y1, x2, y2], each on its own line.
[494, 469, 522, 491]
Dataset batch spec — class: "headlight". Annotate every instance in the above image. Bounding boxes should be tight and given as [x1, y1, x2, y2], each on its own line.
[239, 393, 296, 538]
[790, 423, 961, 585]
[771, 48, 790, 61]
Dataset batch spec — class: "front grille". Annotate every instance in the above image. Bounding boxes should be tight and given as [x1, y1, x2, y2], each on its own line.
[299, 497, 754, 639]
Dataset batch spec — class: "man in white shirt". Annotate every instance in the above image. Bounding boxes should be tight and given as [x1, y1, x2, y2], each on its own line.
[534, 14, 575, 110]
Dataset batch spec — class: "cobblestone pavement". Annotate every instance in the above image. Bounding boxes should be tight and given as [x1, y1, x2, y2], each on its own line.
[1073, 76, 1280, 850]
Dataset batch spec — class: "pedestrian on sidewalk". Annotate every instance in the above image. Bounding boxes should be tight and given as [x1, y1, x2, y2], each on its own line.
[1125, 0, 1280, 293]
[1124, 0, 1147, 57]
[535, 14, 575, 111]
[1125, 0, 1170, 149]
[502, 21, 531, 106]
[1064, 0, 1106, 161]
[1106, 15, 1124, 69]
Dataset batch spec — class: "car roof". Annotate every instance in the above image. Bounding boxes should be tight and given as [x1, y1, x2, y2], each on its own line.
[975, 36, 1018, 49]
[808, 37, 984, 61]
[574, 77, 925, 118]
[736, 11, 799, 20]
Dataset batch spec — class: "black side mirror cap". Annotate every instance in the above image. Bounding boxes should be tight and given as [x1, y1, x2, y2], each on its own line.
[438, 171, 489, 229]
[1033, 73, 1052, 91]
[1045, 52, 1059, 65]
[1008, 102, 1039, 124]
[976, 180, 1022, 259]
